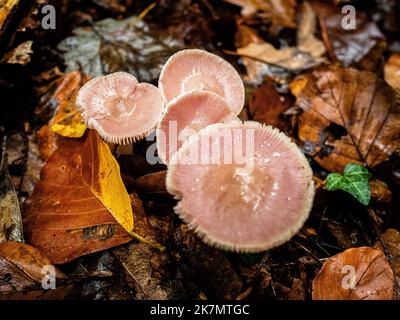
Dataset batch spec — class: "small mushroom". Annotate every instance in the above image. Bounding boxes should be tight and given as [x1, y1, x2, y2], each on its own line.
[156, 91, 238, 165]
[166, 121, 315, 252]
[77, 72, 164, 144]
[159, 49, 245, 115]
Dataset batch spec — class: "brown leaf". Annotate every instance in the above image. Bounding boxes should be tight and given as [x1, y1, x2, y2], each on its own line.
[384, 54, 400, 94]
[370, 179, 392, 203]
[249, 80, 292, 130]
[133, 171, 168, 196]
[0, 150, 23, 243]
[312, 247, 394, 300]
[310, 1, 386, 69]
[37, 71, 88, 159]
[113, 193, 184, 300]
[223, 0, 297, 30]
[294, 66, 400, 172]
[0, 241, 66, 293]
[236, 2, 325, 74]
[173, 224, 243, 299]
[0, 41, 33, 65]
[24, 130, 132, 264]
[374, 228, 400, 296]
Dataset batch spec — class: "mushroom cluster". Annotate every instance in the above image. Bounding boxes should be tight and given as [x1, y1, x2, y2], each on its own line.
[76, 49, 315, 253]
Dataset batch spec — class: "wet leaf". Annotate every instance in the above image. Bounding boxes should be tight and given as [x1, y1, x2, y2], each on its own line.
[312, 247, 394, 300]
[384, 54, 400, 95]
[24, 130, 133, 264]
[0, 148, 23, 243]
[236, 2, 325, 73]
[0, 241, 66, 294]
[223, 0, 297, 30]
[113, 193, 184, 299]
[294, 66, 400, 172]
[326, 163, 372, 206]
[374, 229, 400, 294]
[248, 80, 292, 130]
[310, 1, 386, 69]
[58, 16, 182, 82]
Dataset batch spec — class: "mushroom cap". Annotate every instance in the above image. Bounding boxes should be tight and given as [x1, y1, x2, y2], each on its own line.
[77, 72, 164, 144]
[158, 49, 245, 115]
[166, 121, 315, 252]
[156, 91, 237, 165]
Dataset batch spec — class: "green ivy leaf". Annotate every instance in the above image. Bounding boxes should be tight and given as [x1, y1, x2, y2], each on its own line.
[326, 163, 372, 206]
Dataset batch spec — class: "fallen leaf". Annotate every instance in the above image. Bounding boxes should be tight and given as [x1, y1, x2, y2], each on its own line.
[0, 149, 23, 243]
[24, 130, 133, 264]
[248, 80, 292, 130]
[38, 71, 88, 157]
[236, 2, 325, 73]
[326, 163, 372, 206]
[173, 224, 244, 299]
[0, 40, 33, 65]
[223, 0, 297, 30]
[58, 16, 182, 82]
[293, 66, 400, 172]
[384, 54, 400, 95]
[133, 170, 168, 196]
[374, 229, 400, 295]
[113, 193, 185, 299]
[370, 179, 392, 203]
[310, 1, 386, 69]
[0, 241, 66, 293]
[312, 247, 394, 300]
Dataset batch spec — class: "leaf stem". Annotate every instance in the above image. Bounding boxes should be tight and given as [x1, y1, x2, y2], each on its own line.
[127, 230, 166, 252]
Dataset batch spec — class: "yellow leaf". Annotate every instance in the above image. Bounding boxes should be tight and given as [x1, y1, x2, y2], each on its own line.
[49, 71, 87, 138]
[87, 130, 134, 232]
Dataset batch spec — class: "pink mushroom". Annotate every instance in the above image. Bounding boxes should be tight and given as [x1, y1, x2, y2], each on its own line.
[76, 72, 164, 144]
[156, 91, 239, 165]
[158, 49, 245, 115]
[166, 121, 315, 252]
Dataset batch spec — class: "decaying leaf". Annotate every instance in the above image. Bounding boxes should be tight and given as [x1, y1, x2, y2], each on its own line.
[384, 54, 400, 96]
[0, 241, 66, 294]
[0, 148, 24, 243]
[0, 40, 33, 65]
[370, 179, 392, 203]
[173, 224, 244, 299]
[133, 171, 168, 196]
[374, 229, 400, 294]
[58, 16, 182, 82]
[312, 247, 394, 300]
[24, 130, 133, 264]
[248, 80, 292, 130]
[310, 1, 386, 69]
[113, 193, 184, 299]
[236, 2, 325, 73]
[223, 0, 297, 30]
[38, 70, 88, 157]
[293, 66, 400, 172]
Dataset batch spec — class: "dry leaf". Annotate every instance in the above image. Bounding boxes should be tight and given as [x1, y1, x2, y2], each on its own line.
[384, 54, 400, 95]
[312, 247, 394, 300]
[24, 130, 133, 264]
[133, 171, 167, 195]
[113, 193, 184, 299]
[0, 41, 33, 65]
[223, 0, 297, 30]
[370, 179, 392, 203]
[310, 1, 386, 69]
[236, 2, 325, 73]
[0, 241, 66, 293]
[293, 66, 400, 172]
[0, 150, 23, 243]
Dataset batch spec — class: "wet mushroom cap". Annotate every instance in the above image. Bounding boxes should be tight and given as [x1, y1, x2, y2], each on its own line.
[156, 91, 238, 165]
[158, 49, 245, 115]
[77, 72, 164, 144]
[166, 121, 315, 252]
